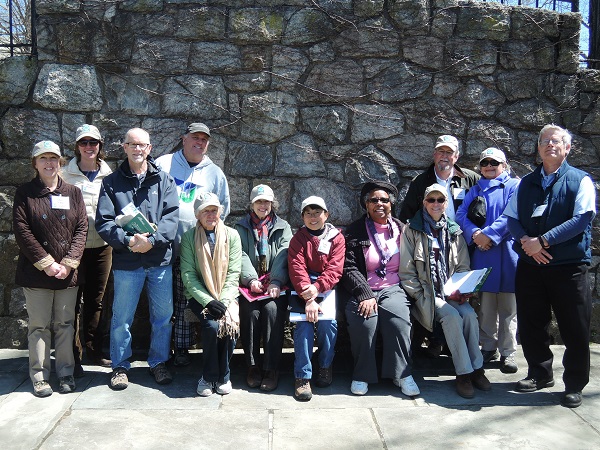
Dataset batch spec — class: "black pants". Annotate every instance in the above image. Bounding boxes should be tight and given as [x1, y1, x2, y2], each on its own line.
[515, 261, 591, 392]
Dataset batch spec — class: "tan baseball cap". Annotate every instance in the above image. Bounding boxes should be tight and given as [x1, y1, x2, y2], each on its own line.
[32, 141, 61, 158]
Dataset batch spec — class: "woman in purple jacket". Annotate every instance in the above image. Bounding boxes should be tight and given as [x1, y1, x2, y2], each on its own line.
[456, 148, 520, 374]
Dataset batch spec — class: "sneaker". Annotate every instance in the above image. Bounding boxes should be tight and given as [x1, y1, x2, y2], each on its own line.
[314, 367, 332, 388]
[173, 349, 191, 367]
[215, 380, 232, 395]
[246, 365, 262, 388]
[149, 362, 173, 385]
[456, 374, 474, 399]
[500, 355, 518, 374]
[394, 375, 420, 397]
[515, 376, 555, 393]
[33, 380, 53, 398]
[481, 349, 500, 363]
[110, 368, 128, 390]
[294, 378, 312, 401]
[196, 377, 213, 396]
[350, 380, 368, 396]
[471, 368, 491, 391]
[58, 375, 76, 393]
[260, 370, 279, 392]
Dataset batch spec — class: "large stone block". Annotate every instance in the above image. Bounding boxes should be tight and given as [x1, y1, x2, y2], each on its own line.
[173, 6, 226, 40]
[332, 18, 400, 58]
[228, 141, 273, 177]
[0, 160, 35, 187]
[350, 104, 404, 143]
[239, 92, 298, 144]
[378, 134, 434, 169]
[580, 70, 600, 93]
[456, 4, 510, 41]
[546, 74, 579, 109]
[499, 40, 555, 71]
[274, 134, 327, 178]
[36, 0, 80, 13]
[368, 62, 432, 102]
[119, 0, 163, 12]
[496, 99, 559, 130]
[224, 72, 271, 94]
[402, 99, 466, 136]
[230, 8, 284, 44]
[33, 64, 102, 112]
[291, 179, 355, 228]
[388, 0, 429, 35]
[0, 109, 60, 159]
[344, 145, 400, 187]
[0, 317, 27, 349]
[0, 57, 37, 105]
[190, 43, 243, 74]
[131, 38, 190, 75]
[103, 74, 162, 116]
[299, 61, 363, 103]
[282, 8, 335, 45]
[9, 287, 26, 317]
[0, 187, 17, 233]
[466, 121, 516, 159]
[271, 46, 308, 91]
[447, 82, 505, 118]
[402, 36, 444, 70]
[0, 234, 18, 286]
[354, 0, 385, 17]
[301, 106, 349, 145]
[511, 7, 560, 40]
[497, 70, 543, 102]
[162, 75, 228, 120]
[446, 39, 497, 76]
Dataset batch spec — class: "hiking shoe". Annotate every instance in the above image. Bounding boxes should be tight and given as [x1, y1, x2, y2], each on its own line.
[58, 375, 76, 394]
[481, 349, 500, 363]
[456, 374, 474, 398]
[350, 380, 368, 396]
[110, 368, 128, 390]
[515, 376, 555, 392]
[471, 368, 491, 391]
[173, 349, 191, 367]
[260, 370, 279, 392]
[314, 367, 332, 388]
[500, 355, 518, 374]
[33, 380, 53, 398]
[561, 391, 583, 408]
[394, 375, 420, 397]
[246, 365, 262, 388]
[215, 380, 232, 395]
[149, 363, 173, 385]
[294, 378, 312, 401]
[196, 377, 213, 397]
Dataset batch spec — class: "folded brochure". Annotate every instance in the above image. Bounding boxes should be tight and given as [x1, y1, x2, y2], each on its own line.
[288, 289, 336, 322]
[443, 267, 492, 296]
[238, 273, 287, 302]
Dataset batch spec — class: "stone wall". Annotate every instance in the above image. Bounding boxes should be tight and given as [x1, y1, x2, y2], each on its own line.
[1, 0, 599, 348]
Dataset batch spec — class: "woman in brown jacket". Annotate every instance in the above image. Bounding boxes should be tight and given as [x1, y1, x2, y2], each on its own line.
[13, 141, 88, 397]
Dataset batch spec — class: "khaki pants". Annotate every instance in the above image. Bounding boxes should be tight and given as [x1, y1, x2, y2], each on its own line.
[24, 287, 78, 382]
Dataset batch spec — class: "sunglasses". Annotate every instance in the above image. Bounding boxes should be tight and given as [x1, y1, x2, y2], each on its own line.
[425, 197, 446, 204]
[480, 159, 501, 167]
[367, 197, 391, 204]
[78, 139, 100, 147]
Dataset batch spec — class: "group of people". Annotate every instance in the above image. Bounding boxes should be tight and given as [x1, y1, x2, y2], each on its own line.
[13, 122, 594, 409]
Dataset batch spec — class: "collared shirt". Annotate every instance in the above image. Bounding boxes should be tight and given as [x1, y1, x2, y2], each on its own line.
[436, 169, 456, 220]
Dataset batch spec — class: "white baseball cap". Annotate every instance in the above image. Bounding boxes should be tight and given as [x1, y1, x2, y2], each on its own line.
[250, 184, 274, 203]
[194, 192, 221, 214]
[301, 196, 328, 213]
[479, 147, 506, 163]
[32, 140, 61, 158]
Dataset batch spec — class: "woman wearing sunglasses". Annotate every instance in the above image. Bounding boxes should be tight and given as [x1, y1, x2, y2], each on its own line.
[456, 148, 520, 374]
[339, 181, 418, 397]
[61, 125, 113, 373]
[400, 183, 491, 399]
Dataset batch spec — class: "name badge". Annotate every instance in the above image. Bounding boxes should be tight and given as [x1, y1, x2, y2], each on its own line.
[318, 239, 332, 255]
[431, 239, 440, 250]
[453, 188, 465, 200]
[82, 182, 100, 195]
[51, 195, 70, 210]
[387, 240, 399, 255]
[531, 204, 547, 218]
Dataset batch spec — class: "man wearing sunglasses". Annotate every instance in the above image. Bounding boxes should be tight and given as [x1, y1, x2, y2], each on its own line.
[504, 124, 595, 408]
[399, 135, 480, 224]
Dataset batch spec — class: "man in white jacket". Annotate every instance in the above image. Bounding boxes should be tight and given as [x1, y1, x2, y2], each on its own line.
[156, 122, 230, 366]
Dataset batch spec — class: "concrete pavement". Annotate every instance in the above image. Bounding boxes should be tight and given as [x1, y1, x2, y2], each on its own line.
[0, 345, 599, 449]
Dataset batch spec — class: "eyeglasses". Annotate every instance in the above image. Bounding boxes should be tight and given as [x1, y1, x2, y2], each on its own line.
[77, 139, 100, 147]
[425, 197, 446, 204]
[480, 159, 501, 167]
[367, 197, 391, 204]
[540, 138, 562, 146]
[125, 143, 150, 150]
[435, 149, 456, 156]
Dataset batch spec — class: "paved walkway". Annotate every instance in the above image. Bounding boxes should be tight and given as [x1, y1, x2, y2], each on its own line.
[0, 345, 599, 449]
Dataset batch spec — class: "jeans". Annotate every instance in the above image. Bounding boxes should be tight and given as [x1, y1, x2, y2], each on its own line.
[111, 266, 173, 370]
[293, 320, 337, 379]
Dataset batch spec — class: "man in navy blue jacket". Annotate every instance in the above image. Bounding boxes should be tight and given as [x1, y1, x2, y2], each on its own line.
[96, 128, 179, 391]
[505, 124, 596, 408]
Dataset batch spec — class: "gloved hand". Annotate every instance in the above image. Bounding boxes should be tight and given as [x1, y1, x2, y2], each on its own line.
[206, 300, 227, 319]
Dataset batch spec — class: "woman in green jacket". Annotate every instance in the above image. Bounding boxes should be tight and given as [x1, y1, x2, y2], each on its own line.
[180, 192, 242, 397]
[235, 184, 292, 392]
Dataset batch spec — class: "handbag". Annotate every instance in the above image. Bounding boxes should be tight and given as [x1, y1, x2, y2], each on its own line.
[467, 195, 486, 228]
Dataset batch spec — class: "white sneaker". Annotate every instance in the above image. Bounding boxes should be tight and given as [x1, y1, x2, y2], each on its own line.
[196, 377, 213, 397]
[215, 380, 232, 395]
[350, 380, 368, 395]
[394, 375, 420, 397]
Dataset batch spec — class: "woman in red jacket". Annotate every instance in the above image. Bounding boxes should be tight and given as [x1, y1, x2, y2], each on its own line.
[288, 196, 345, 401]
[13, 141, 88, 398]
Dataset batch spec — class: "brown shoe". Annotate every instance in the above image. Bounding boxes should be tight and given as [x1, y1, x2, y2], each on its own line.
[471, 368, 491, 391]
[246, 365, 262, 388]
[456, 374, 474, 399]
[314, 366, 332, 388]
[261, 370, 279, 392]
[294, 378, 312, 401]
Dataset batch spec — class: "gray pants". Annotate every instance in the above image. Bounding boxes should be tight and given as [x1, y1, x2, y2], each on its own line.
[434, 297, 483, 375]
[345, 285, 412, 384]
[479, 291, 517, 357]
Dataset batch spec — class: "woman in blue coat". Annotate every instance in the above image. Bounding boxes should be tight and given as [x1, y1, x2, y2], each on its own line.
[456, 148, 520, 374]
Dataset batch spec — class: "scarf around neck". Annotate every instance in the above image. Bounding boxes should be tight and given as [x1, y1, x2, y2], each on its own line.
[422, 209, 449, 297]
[194, 219, 230, 302]
[250, 211, 273, 276]
[366, 216, 398, 279]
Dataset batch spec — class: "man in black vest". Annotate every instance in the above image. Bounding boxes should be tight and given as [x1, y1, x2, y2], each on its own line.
[505, 124, 595, 408]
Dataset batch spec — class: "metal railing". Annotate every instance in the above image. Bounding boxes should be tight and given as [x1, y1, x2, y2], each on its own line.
[0, 0, 36, 57]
